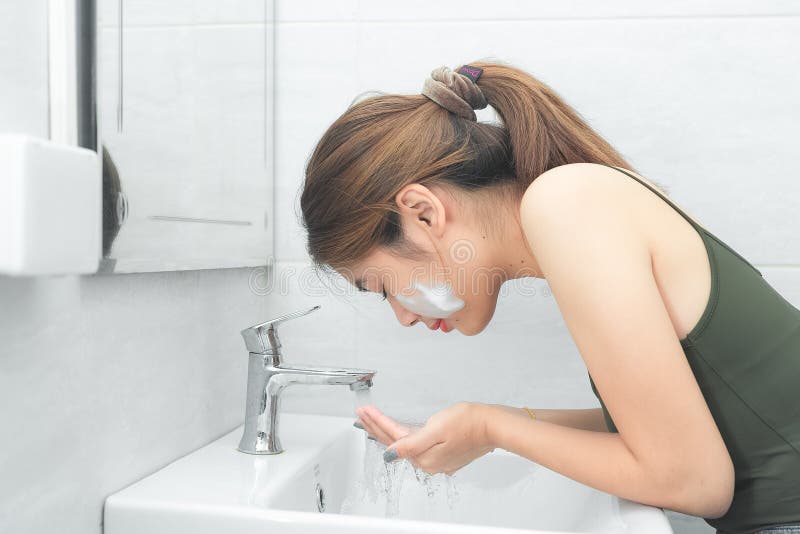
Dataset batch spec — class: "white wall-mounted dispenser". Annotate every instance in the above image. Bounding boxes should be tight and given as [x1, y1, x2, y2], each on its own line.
[0, 134, 101, 275]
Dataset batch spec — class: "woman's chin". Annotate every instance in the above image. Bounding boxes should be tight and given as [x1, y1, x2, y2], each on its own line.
[444, 306, 496, 336]
[464, 310, 499, 335]
[455, 319, 490, 336]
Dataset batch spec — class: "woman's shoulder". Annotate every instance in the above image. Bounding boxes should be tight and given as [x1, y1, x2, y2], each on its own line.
[517, 162, 653, 272]
[519, 162, 630, 220]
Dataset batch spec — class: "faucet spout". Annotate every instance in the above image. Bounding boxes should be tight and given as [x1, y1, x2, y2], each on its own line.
[274, 364, 375, 390]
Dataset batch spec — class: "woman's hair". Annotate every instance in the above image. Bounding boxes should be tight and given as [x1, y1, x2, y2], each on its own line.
[301, 59, 637, 273]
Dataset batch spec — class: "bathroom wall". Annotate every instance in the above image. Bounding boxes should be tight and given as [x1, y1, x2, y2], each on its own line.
[1, 2, 798, 534]
[0, 2, 266, 534]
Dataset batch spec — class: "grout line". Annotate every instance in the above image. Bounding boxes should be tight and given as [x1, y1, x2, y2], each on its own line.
[45, 0, 51, 140]
[96, 12, 800, 29]
[276, 13, 800, 24]
[98, 21, 271, 30]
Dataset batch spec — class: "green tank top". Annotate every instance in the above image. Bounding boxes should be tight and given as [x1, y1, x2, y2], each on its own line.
[587, 165, 800, 534]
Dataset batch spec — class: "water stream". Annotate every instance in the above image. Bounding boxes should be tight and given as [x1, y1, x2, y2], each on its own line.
[340, 427, 461, 519]
[352, 388, 373, 412]
[346, 388, 461, 518]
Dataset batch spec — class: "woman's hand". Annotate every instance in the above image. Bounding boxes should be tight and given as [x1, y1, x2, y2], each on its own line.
[354, 405, 416, 445]
[356, 402, 498, 476]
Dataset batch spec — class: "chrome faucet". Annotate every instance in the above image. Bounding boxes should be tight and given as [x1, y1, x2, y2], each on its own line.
[237, 305, 376, 454]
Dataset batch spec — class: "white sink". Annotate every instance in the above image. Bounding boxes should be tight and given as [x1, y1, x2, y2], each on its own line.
[104, 413, 673, 534]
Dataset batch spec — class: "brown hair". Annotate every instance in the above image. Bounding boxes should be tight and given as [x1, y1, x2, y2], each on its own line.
[301, 59, 639, 273]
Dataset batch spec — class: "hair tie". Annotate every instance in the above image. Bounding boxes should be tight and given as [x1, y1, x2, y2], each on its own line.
[421, 65, 488, 121]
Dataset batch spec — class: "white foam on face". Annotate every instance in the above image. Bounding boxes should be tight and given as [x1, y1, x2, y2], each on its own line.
[395, 281, 465, 319]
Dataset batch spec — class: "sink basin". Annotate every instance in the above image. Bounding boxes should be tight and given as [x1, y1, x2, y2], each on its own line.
[104, 413, 673, 534]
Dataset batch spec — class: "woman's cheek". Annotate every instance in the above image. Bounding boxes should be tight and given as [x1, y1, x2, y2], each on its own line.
[394, 281, 465, 319]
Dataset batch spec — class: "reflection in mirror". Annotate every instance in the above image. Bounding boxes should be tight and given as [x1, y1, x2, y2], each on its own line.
[91, 0, 274, 272]
[102, 146, 125, 258]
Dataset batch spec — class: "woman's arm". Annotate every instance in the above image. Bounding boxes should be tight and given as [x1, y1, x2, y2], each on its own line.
[376, 400, 723, 516]
[525, 407, 608, 432]
[484, 404, 698, 511]
[515, 165, 734, 518]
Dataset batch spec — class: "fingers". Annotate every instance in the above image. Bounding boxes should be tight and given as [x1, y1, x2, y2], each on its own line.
[358, 405, 411, 441]
[388, 441, 453, 476]
[385, 425, 442, 462]
[357, 410, 396, 446]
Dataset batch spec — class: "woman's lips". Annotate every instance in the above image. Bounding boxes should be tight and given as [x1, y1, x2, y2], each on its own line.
[429, 318, 452, 333]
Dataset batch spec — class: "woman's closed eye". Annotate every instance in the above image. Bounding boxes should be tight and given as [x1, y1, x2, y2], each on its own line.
[356, 283, 387, 301]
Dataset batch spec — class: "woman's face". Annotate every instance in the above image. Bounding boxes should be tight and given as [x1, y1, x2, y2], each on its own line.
[350, 246, 504, 336]
[346, 184, 510, 336]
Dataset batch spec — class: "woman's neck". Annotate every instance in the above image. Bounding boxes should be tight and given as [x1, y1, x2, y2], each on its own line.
[490, 196, 544, 281]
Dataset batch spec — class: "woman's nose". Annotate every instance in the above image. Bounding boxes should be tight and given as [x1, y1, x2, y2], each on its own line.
[388, 298, 420, 327]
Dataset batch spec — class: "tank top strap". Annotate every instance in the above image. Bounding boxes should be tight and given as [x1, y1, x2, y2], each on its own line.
[597, 163, 762, 277]
[597, 164, 707, 235]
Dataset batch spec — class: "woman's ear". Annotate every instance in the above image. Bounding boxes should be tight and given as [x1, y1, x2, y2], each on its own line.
[395, 184, 447, 238]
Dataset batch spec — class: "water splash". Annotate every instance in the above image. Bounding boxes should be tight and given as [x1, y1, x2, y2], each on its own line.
[382, 451, 407, 517]
[339, 433, 461, 518]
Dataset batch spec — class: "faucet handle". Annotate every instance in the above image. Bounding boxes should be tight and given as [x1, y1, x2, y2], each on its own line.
[241, 305, 321, 354]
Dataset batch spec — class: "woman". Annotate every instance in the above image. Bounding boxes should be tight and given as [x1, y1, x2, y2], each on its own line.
[299, 60, 800, 534]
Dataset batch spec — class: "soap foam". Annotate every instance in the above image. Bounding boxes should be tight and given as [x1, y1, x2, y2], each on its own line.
[395, 281, 464, 319]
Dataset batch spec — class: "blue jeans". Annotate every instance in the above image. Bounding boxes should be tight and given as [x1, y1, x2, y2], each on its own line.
[751, 525, 800, 534]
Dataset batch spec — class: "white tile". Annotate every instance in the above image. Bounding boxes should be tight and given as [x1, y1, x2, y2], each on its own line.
[98, 0, 269, 27]
[273, 22, 360, 260]
[276, 0, 359, 23]
[0, 0, 49, 138]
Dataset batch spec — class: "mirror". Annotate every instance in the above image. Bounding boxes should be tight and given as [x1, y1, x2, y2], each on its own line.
[89, 0, 274, 273]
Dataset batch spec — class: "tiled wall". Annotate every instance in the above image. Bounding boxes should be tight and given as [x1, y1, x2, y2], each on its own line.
[1, 2, 798, 534]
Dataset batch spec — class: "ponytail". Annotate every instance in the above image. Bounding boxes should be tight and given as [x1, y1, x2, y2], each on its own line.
[471, 59, 633, 192]
[302, 59, 641, 272]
